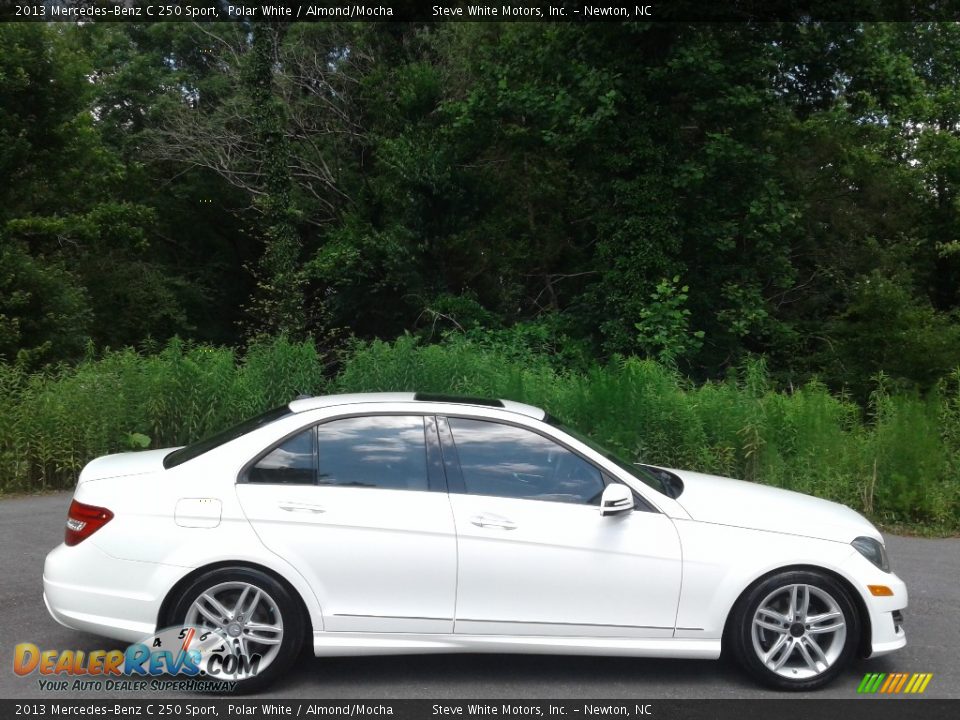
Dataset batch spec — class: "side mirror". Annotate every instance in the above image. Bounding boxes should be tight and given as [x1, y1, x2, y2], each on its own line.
[600, 484, 634, 517]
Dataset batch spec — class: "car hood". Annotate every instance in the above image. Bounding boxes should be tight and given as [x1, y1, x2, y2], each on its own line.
[663, 468, 881, 543]
[78, 448, 177, 484]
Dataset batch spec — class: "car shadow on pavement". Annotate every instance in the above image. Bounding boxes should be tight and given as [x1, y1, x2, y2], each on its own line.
[255, 650, 904, 699]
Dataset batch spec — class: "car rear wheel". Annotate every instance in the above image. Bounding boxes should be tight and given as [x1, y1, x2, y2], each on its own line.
[731, 570, 860, 690]
[166, 567, 304, 692]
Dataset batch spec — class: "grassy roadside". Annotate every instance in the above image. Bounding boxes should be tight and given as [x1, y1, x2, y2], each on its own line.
[1, 336, 957, 534]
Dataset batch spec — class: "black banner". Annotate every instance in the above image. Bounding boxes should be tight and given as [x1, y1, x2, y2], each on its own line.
[2, 700, 959, 720]
[1, 0, 960, 23]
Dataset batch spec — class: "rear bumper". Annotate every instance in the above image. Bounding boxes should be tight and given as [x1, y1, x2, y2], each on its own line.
[43, 541, 187, 643]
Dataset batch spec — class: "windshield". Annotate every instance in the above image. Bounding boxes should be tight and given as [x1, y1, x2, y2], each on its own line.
[545, 415, 672, 496]
[163, 405, 293, 469]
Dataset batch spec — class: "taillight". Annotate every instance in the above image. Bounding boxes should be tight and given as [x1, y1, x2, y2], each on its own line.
[64, 500, 114, 546]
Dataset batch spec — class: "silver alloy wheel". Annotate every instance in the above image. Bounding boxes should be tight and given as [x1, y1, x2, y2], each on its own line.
[751, 583, 847, 680]
[184, 581, 284, 679]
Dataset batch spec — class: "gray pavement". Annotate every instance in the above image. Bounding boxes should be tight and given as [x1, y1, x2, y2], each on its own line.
[1, 492, 956, 699]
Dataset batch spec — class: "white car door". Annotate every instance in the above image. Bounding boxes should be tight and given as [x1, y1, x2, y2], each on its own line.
[236, 415, 457, 634]
[442, 416, 682, 638]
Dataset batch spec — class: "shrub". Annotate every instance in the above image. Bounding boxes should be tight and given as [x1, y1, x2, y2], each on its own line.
[1, 335, 956, 532]
[0, 336, 326, 492]
[337, 338, 959, 530]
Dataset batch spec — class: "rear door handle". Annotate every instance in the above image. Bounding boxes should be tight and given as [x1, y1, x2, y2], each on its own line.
[278, 502, 325, 514]
[470, 514, 517, 530]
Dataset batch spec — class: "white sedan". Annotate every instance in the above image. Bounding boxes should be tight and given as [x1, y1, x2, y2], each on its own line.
[44, 392, 906, 691]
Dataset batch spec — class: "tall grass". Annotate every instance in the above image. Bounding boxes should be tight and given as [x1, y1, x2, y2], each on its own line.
[337, 336, 960, 530]
[0, 337, 327, 492]
[1, 335, 957, 531]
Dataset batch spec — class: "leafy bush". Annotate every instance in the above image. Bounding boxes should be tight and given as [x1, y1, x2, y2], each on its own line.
[1, 335, 956, 531]
[337, 337, 959, 530]
[0, 241, 92, 366]
[633, 276, 705, 364]
[0, 337, 326, 492]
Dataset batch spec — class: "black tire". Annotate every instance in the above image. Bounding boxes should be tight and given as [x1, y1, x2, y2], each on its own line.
[729, 569, 860, 691]
[165, 566, 304, 693]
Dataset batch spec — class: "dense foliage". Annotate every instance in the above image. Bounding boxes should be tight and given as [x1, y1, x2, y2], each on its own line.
[1, 337, 957, 530]
[1, 22, 959, 392]
[1, 22, 959, 528]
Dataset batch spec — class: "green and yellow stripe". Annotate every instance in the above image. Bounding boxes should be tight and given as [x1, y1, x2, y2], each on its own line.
[857, 672, 933, 694]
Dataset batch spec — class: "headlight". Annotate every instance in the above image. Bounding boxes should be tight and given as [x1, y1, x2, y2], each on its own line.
[852, 536, 890, 572]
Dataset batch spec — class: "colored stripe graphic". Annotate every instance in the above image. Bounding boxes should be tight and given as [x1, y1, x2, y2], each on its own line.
[181, 627, 196, 654]
[858, 672, 932, 694]
[879, 674, 897, 693]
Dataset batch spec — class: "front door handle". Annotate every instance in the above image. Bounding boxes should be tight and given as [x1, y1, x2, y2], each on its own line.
[470, 514, 517, 530]
[278, 502, 325, 514]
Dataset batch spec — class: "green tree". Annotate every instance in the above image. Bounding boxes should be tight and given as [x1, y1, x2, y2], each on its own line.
[243, 24, 305, 338]
[0, 24, 213, 356]
[0, 242, 91, 365]
[634, 277, 705, 364]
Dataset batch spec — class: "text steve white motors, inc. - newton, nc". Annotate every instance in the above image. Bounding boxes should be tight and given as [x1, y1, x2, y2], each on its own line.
[433, 5, 654, 18]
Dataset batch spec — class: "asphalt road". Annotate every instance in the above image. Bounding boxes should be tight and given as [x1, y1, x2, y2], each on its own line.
[1, 492, 957, 699]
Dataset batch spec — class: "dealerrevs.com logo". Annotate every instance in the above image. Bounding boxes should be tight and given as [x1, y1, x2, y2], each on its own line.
[13, 626, 261, 692]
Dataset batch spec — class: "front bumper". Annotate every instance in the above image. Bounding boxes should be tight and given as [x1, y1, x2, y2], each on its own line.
[867, 604, 907, 657]
[860, 571, 908, 657]
[43, 541, 187, 643]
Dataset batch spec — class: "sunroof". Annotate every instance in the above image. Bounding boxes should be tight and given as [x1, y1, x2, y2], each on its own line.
[413, 393, 505, 408]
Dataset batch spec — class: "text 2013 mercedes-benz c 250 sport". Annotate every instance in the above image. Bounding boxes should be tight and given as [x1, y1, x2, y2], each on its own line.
[44, 393, 907, 691]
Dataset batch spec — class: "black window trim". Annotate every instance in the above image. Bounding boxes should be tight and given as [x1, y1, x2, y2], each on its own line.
[237, 412, 448, 493]
[165, 404, 293, 469]
[437, 414, 657, 512]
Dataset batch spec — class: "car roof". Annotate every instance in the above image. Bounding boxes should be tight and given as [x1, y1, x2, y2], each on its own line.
[287, 392, 546, 421]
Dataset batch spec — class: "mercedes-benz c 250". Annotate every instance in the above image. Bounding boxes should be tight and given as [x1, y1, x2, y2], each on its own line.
[44, 392, 906, 691]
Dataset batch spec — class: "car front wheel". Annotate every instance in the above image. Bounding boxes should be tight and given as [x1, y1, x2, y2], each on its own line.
[731, 570, 860, 690]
